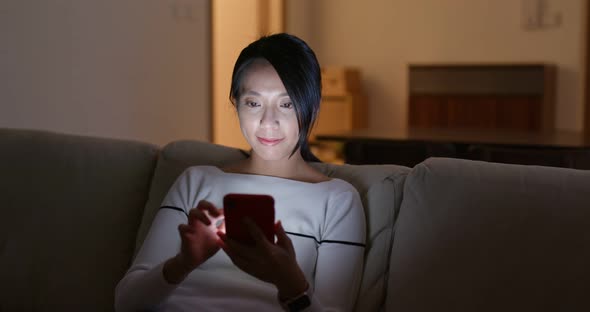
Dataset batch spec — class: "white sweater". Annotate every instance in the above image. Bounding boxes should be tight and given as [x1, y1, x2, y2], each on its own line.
[115, 166, 366, 311]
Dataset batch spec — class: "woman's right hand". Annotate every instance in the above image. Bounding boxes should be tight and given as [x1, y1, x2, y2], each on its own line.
[163, 200, 224, 284]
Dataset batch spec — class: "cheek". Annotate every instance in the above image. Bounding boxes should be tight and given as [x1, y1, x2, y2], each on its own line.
[238, 112, 257, 130]
[285, 116, 300, 137]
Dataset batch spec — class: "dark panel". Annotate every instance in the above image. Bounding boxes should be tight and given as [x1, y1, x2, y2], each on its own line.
[409, 95, 541, 131]
[409, 64, 547, 95]
[408, 64, 555, 131]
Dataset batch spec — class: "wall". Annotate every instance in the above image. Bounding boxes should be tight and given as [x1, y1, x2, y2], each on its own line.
[0, 0, 211, 146]
[212, 0, 284, 150]
[286, 0, 586, 132]
[212, 0, 258, 150]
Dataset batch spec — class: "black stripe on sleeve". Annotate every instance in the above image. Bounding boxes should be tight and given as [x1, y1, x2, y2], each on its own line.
[320, 239, 365, 247]
[285, 231, 365, 248]
[160, 205, 189, 217]
[286, 231, 320, 244]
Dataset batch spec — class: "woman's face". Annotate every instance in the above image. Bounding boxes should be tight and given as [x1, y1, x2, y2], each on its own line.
[236, 59, 300, 162]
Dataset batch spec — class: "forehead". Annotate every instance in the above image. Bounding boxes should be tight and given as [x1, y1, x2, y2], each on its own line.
[240, 59, 287, 94]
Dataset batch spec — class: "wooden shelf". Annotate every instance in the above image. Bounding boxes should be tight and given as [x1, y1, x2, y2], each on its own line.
[408, 64, 556, 131]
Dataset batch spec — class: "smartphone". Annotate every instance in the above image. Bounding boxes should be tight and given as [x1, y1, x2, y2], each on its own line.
[223, 193, 275, 245]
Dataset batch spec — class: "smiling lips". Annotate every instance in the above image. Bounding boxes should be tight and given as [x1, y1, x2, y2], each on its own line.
[257, 137, 284, 146]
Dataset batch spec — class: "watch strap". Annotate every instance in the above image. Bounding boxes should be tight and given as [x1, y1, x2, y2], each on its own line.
[279, 284, 311, 312]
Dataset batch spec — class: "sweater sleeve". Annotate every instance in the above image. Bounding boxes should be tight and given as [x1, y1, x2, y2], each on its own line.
[114, 168, 198, 312]
[309, 187, 366, 311]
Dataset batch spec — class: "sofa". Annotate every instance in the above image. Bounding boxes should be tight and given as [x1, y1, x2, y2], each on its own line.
[1, 128, 589, 311]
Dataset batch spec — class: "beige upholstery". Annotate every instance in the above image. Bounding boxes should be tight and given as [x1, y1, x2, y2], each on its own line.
[0, 129, 158, 311]
[386, 158, 590, 312]
[134, 141, 411, 311]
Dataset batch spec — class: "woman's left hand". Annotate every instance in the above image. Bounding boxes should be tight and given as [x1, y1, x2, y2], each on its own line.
[218, 220, 308, 299]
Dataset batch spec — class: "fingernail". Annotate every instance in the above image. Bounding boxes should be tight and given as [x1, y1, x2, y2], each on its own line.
[215, 217, 224, 228]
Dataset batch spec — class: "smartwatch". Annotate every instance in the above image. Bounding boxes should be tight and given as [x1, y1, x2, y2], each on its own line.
[279, 288, 311, 311]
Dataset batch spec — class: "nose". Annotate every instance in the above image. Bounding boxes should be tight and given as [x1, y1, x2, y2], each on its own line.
[259, 106, 279, 128]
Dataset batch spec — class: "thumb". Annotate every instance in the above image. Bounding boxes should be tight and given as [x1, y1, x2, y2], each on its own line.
[275, 221, 295, 256]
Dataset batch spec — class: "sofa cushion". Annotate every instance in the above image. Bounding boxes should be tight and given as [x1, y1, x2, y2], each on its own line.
[135, 140, 410, 311]
[0, 128, 158, 311]
[386, 157, 590, 311]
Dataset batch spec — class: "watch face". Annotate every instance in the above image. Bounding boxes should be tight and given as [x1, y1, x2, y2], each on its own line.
[288, 294, 311, 312]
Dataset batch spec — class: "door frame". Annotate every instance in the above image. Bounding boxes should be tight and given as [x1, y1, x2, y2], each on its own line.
[585, 1, 590, 142]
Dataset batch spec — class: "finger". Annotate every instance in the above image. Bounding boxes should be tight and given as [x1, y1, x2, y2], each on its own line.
[214, 217, 225, 229]
[178, 224, 197, 242]
[216, 231, 228, 249]
[275, 221, 295, 256]
[178, 223, 190, 233]
[179, 223, 198, 235]
[188, 208, 211, 226]
[198, 200, 221, 217]
[216, 218, 226, 233]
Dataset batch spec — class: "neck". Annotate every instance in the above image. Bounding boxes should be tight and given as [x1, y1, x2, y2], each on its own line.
[245, 151, 308, 179]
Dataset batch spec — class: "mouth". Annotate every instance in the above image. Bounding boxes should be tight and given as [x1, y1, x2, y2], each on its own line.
[257, 137, 284, 146]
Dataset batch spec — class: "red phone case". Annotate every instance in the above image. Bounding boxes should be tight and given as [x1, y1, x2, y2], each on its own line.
[223, 193, 275, 245]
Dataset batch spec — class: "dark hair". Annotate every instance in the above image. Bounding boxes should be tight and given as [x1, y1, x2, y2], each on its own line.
[229, 33, 321, 162]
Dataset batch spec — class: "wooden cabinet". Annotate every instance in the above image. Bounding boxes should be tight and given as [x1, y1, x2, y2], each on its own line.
[310, 67, 367, 141]
[312, 94, 367, 137]
[408, 64, 556, 131]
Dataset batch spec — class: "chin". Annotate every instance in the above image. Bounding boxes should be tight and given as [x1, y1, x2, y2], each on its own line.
[251, 147, 292, 162]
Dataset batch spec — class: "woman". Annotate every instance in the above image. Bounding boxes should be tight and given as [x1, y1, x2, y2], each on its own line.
[115, 33, 366, 312]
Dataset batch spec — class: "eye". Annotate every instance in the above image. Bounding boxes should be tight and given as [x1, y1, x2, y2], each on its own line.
[244, 100, 260, 107]
[281, 102, 293, 109]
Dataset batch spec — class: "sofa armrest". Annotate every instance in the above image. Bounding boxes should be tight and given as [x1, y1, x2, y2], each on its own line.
[387, 157, 590, 311]
[0, 128, 158, 311]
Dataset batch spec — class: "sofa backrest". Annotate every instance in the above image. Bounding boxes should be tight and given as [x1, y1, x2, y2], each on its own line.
[386, 157, 590, 311]
[0, 128, 158, 311]
[135, 140, 411, 312]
